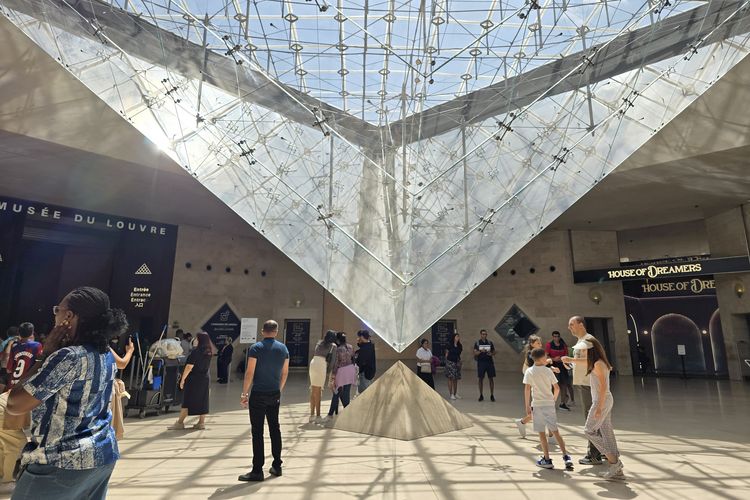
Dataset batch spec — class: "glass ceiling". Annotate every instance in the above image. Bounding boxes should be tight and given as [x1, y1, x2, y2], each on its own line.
[3, 0, 749, 350]
[108, 0, 707, 124]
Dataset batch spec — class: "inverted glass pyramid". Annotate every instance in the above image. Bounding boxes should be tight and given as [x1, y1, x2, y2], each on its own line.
[3, 0, 749, 350]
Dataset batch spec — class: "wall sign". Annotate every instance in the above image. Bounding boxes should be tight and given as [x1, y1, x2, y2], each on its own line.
[0, 195, 177, 342]
[574, 256, 750, 283]
[285, 319, 310, 367]
[0, 197, 171, 237]
[240, 318, 259, 344]
[431, 320, 456, 366]
[201, 303, 241, 345]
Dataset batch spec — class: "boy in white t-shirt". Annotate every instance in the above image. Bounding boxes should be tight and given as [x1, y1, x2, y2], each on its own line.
[523, 347, 574, 469]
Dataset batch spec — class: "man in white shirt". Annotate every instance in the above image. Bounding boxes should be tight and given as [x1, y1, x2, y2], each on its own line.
[568, 315, 602, 465]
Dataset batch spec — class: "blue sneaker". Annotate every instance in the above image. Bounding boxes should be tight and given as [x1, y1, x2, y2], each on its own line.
[563, 454, 574, 469]
[536, 457, 554, 469]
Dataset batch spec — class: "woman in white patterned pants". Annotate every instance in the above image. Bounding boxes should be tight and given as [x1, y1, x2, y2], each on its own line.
[563, 337, 624, 480]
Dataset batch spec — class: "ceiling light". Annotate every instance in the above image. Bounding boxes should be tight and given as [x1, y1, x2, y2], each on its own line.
[383, 13, 396, 23]
[480, 19, 494, 30]
[432, 16, 445, 26]
[290, 43, 303, 52]
[284, 13, 299, 23]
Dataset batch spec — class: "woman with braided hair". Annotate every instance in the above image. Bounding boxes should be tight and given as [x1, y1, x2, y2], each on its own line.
[7, 286, 128, 500]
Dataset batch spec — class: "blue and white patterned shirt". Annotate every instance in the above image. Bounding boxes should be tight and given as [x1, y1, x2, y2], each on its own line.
[22, 345, 119, 469]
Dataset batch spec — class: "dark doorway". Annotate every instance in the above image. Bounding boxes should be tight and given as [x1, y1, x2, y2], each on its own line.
[9, 240, 66, 335]
[585, 317, 615, 369]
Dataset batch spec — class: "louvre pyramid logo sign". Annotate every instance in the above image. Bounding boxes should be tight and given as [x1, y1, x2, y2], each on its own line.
[134, 263, 152, 276]
[4, 0, 749, 350]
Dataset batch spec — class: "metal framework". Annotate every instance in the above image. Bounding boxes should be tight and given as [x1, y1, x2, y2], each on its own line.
[2, 0, 749, 350]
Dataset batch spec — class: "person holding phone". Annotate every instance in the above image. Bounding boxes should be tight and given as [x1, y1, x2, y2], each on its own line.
[7, 287, 128, 500]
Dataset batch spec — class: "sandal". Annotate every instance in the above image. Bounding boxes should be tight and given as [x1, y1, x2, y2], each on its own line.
[192, 423, 206, 430]
[167, 422, 185, 430]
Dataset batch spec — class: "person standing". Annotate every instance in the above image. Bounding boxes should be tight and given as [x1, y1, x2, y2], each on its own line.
[7, 286, 128, 500]
[473, 329, 496, 401]
[217, 338, 234, 384]
[354, 330, 376, 393]
[238, 320, 289, 482]
[567, 316, 603, 465]
[546, 331, 573, 410]
[444, 333, 463, 400]
[7, 323, 43, 388]
[563, 337, 624, 479]
[327, 332, 356, 418]
[415, 339, 435, 389]
[0, 327, 19, 391]
[169, 332, 212, 430]
[308, 331, 337, 423]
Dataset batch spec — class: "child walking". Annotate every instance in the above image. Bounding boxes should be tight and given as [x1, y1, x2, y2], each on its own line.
[563, 337, 624, 480]
[524, 348, 573, 469]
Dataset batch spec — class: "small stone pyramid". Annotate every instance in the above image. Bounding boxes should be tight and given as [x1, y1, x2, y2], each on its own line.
[332, 361, 472, 440]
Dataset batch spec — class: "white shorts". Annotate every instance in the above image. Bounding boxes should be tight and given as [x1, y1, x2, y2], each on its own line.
[532, 405, 558, 433]
[309, 355, 327, 387]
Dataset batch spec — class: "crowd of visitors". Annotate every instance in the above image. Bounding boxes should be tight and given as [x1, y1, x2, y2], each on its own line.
[0, 295, 624, 499]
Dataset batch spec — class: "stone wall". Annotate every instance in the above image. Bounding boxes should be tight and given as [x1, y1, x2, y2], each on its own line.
[167, 225, 632, 377]
[618, 220, 710, 262]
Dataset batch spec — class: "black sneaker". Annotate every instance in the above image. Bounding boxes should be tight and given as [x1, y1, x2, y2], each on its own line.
[579, 455, 603, 465]
[269, 466, 282, 477]
[559, 403, 571, 411]
[490, 395, 496, 402]
[238, 470, 264, 482]
[478, 395, 484, 402]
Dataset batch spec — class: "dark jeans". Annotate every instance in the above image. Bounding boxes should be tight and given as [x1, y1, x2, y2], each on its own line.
[576, 385, 602, 459]
[217, 359, 230, 383]
[12, 462, 116, 500]
[417, 367, 435, 389]
[328, 384, 351, 415]
[249, 391, 282, 472]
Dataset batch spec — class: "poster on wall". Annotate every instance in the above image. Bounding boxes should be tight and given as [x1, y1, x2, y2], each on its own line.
[240, 318, 259, 344]
[201, 303, 241, 345]
[285, 319, 310, 367]
[431, 320, 456, 366]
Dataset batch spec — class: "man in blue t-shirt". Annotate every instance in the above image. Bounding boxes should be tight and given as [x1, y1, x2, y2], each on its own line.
[238, 320, 289, 482]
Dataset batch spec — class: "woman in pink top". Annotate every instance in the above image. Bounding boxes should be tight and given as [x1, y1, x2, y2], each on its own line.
[326, 332, 357, 419]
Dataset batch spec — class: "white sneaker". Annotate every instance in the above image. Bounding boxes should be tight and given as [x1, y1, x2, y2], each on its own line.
[450, 394, 457, 400]
[602, 460, 625, 480]
[308, 415, 317, 424]
[455, 394, 462, 399]
[515, 419, 527, 438]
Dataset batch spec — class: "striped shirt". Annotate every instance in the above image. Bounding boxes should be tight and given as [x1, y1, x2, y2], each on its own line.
[22, 345, 119, 469]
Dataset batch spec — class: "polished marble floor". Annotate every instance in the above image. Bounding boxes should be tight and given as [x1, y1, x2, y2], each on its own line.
[4, 368, 750, 499]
